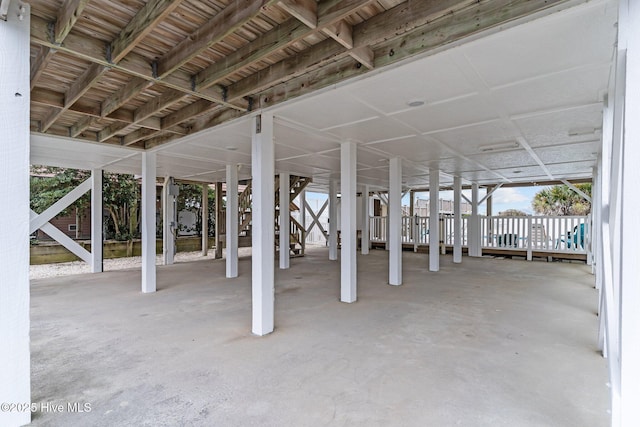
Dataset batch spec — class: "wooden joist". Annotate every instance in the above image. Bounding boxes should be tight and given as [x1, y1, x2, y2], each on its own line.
[156, 0, 279, 78]
[27, 0, 573, 150]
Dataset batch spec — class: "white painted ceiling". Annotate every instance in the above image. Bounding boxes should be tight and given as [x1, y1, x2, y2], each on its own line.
[31, 0, 618, 192]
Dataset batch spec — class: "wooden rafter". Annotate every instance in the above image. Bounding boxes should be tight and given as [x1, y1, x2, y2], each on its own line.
[100, 77, 152, 118]
[195, 0, 377, 90]
[182, 0, 574, 138]
[36, 0, 185, 134]
[27, 0, 574, 150]
[156, 0, 279, 78]
[30, 16, 245, 111]
[278, 0, 318, 29]
[323, 20, 353, 49]
[54, 0, 90, 44]
[109, 0, 183, 63]
[30, 0, 90, 89]
[42, 63, 107, 132]
[30, 46, 53, 89]
[122, 0, 378, 133]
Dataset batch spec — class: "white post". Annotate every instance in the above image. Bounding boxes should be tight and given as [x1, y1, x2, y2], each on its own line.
[279, 172, 290, 269]
[214, 182, 223, 259]
[526, 216, 533, 261]
[362, 184, 370, 255]
[469, 183, 482, 257]
[329, 179, 338, 261]
[340, 141, 357, 302]
[162, 176, 175, 266]
[91, 169, 103, 273]
[226, 164, 239, 278]
[142, 152, 157, 293]
[389, 157, 402, 285]
[251, 113, 275, 336]
[453, 176, 462, 263]
[429, 168, 440, 272]
[620, 2, 640, 422]
[0, 3, 31, 425]
[202, 183, 209, 256]
[300, 189, 307, 254]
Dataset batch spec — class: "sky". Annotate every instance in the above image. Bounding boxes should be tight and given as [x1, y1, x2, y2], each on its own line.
[305, 186, 545, 215]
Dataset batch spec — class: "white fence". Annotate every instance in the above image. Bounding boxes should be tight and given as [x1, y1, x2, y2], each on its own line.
[369, 215, 590, 256]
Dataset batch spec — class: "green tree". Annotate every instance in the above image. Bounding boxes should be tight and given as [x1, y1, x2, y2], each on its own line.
[532, 184, 591, 216]
[31, 166, 142, 241]
[103, 173, 141, 240]
[499, 209, 528, 216]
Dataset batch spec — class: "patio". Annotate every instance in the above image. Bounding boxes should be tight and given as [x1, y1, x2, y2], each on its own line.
[29, 248, 608, 426]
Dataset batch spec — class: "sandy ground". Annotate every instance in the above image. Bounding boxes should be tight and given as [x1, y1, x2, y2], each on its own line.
[29, 248, 254, 280]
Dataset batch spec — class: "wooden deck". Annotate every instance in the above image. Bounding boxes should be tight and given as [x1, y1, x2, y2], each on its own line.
[370, 242, 588, 262]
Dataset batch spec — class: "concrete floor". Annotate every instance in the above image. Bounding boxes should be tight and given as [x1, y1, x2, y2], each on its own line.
[29, 248, 609, 426]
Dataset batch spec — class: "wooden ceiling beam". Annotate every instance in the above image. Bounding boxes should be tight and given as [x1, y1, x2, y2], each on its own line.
[254, 0, 574, 112]
[98, 122, 130, 142]
[156, 0, 279, 79]
[30, 46, 54, 90]
[133, 89, 185, 123]
[348, 46, 374, 69]
[41, 63, 108, 132]
[278, 0, 317, 29]
[110, 0, 182, 63]
[161, 99, 219, 130]
[226, 38, 347, 101]
[31, 16, 245, 111]
[323, 20, 353, 49]
[352, 0, 479, 48]
[123, 128, 159, 146]
[195, 0, 377, 91]
[69, 116, 94, 138]
[31, 0, 89, 89]
[317, 0, 376, 27]
[31, 88, 184, 135]
[227, 0, 498, 103]
[101, 77, 152, 118]
[54, 0, 90, 44]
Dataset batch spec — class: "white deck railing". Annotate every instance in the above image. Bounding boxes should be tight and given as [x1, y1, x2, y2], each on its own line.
[369, 215, 590, 256]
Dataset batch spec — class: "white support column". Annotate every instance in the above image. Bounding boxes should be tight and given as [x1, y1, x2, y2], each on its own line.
[141, 152, 157, 293]
[328, 179, 338, 261]
[0, 3, 31, 425]
[214, 182, 223, 259]
[162, 176, 175, 266]
[279, 172, 290, 269]
[251, 113, 275, 336]
[226, 164, 239, 278]
[341, 141, 357, 302]
[526, 216, 533, 261]
[429, 168, 440, 272]
[469, 183, 482, 257]
[388, 157, 402, 285]
[91, 169, 103, 273]
[453, 176, 462, 263]
[362, 184, 370, 255]
[202, 184, 209, 256]
[620, 2, 640, 423]
[300, 190, 307, 254]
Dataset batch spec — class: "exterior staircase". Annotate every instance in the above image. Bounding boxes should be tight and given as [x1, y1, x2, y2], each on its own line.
[220, 175, 311, 257]
[274, 175, 312, 257]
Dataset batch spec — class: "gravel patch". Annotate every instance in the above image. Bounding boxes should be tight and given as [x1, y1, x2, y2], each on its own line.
[29, 248, 254, 280]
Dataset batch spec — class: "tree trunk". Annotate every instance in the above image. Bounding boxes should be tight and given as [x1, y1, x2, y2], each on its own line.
[75, 207, 81, 239]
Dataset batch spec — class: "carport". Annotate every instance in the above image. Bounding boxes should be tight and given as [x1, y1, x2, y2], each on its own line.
[1, 0, 639, 425]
